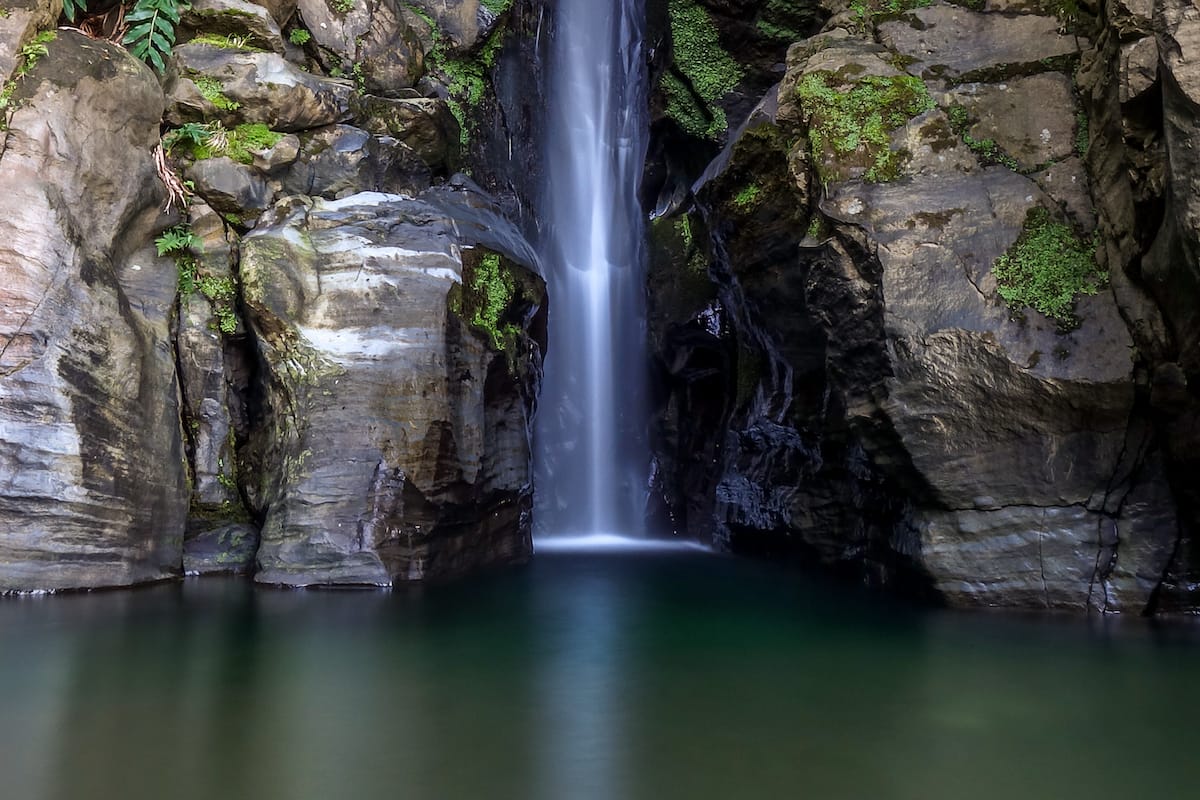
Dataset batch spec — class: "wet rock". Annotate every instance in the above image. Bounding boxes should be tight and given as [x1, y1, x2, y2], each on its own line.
[239, 190, 544, 586]
[181, 0, 286, 53]
[165, 42, 353, 130]
[0, 32, 187, 591]
[184, 523, 260, 574]
[280, 124, 431, 199]
[295, 0, 423, 96]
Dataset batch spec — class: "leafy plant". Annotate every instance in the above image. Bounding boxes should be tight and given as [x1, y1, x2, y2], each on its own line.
[155, 224, 202, 257]
[288, 28, 312, 46]
[993, 207, 1104, 328]
[162, 122, 211, 154]
[330, 0, 353, 12]
[123, 0, 189, 73]
[797, 70, 934, 182]
[63, 0, 88, 22]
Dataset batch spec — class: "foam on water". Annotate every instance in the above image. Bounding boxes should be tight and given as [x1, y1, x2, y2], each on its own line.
[534, 534, 710, 554]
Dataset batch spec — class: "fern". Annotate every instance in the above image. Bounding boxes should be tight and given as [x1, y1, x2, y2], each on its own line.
[63, 0, 88, 22]
[123, 0, 188, 73]
[155, 224, 202, 256]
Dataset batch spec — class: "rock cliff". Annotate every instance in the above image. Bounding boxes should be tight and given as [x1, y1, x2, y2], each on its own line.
[647, 0, 1199, 613]
[0, 0, 541, 590]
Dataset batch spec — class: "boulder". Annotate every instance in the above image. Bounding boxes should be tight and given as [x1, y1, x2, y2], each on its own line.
[239, 190, 544, 586]
[280, 124, 431, 199]
[180, 0, 286, 53]
[165, 42, 354, 130]
[352, 94, 460, 172]
[295, 0, 423, 96]
[0, 32, 187, 592]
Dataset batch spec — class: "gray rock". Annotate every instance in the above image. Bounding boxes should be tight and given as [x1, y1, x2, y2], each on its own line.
[186, 156, 273, 218]
[165, 43, 354, 131]
[946, 73, 1078, 170]
[352, 94, 460, 172]
[0, 32, 187, 592]
[280, 124, 431, 199]
[296, 0, 423, 96]
[184, 523, 260, 574]
[1120, 36, 1158, 103]
[239, 191, 544, 586]
[0, 0, 59, 80]
[1031, 157, 1095, 232]
[403, 0, 487, 53]
[877, 7, 1078, 81]
[181, 0, 286, 53]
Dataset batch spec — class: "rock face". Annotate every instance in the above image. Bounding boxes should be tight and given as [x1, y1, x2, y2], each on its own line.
[240, 190, 544, 586]
[0, 0, 535, 591]
[0, 32, 187, 591]
[647, 1, 1189, 612]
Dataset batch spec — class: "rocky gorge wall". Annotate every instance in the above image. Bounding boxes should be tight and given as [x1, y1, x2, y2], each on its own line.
[0, 0, 544, 590]
[3, 0, 1199, 615]
[646, 0, 1200, 613]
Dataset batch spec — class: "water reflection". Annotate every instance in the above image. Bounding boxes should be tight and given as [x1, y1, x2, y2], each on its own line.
[1, 554, 1199, 800]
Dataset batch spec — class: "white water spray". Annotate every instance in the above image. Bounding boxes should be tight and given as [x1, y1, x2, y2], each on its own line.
[534, 0, 650, 539]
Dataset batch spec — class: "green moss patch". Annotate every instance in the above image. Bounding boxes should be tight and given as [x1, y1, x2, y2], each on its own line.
[451, 251, 542, 370]
[664, 0, 743, 140]
[191, 74, 241, 111]
[796, 70, 933, 183]
[190, 33, 264, 51]
[993, 207, 1104, 329]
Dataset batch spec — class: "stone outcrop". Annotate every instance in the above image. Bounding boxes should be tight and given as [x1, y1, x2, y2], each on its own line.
[0, 31, 187, 591]
[648, 0, 1189, 612]
[240, 189, 544, 586]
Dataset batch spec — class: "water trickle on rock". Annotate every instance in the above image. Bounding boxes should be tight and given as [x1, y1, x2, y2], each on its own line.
[534, 0, 650, 538]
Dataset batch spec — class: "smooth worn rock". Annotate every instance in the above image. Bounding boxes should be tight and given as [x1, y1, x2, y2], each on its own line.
[166, 42, 353, 130]
[295, 0, 423, 96]
[403, 0, 486, 52]
[280, 124, 431, 199]
[0, 32, 187, 592]
[181, 0, 286, 53]
[186, 156, 273, 218]
[239, 190, 544, 586]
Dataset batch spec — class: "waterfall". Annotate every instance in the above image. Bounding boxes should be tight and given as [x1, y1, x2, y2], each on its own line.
[534, 0, 650, 538]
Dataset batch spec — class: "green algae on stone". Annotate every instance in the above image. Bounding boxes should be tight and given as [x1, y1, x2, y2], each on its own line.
[992, 207, 1104, 329]
[796, 70, 933, 183]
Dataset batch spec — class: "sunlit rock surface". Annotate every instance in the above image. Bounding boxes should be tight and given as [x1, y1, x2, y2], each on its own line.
[240, 189, 544, 586]
[0, 32, 187, 591]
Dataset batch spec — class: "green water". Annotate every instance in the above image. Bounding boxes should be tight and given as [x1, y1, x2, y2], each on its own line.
[1, 550, 1197, 800]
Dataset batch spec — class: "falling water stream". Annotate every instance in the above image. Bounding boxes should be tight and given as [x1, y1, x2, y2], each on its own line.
[534, 0, 650, 539]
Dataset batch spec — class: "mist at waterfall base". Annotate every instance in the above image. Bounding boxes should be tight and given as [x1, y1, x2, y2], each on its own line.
[533, 0, 651, 540]
[4, 554, 1200, 800]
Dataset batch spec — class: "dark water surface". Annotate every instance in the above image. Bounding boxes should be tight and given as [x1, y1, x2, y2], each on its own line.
[2, 549, 1198, 800]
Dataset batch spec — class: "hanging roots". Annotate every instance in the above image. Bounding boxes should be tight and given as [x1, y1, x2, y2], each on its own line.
[154, 143, 189, 213]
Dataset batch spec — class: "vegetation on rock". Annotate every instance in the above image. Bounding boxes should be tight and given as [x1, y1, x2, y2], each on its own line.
[992, 207, 1104, 328]
[663, 0, 743, 140]
[796, 70, 933, 183]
